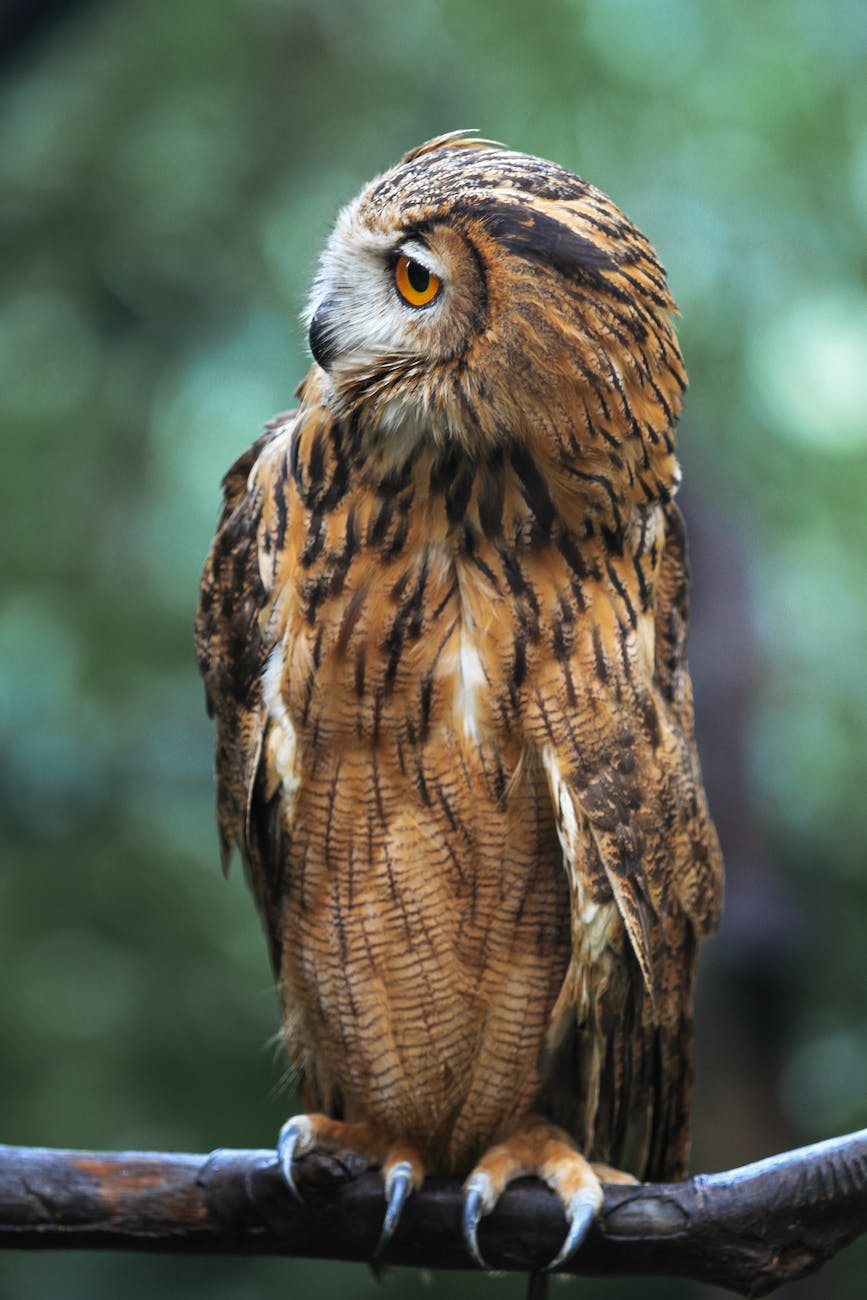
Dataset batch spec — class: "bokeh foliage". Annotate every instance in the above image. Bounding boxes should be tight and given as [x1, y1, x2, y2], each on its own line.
[1, 0, 865, 1296]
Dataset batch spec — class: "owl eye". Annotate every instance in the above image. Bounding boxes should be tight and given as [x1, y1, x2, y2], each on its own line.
[394, 254, 441, 307]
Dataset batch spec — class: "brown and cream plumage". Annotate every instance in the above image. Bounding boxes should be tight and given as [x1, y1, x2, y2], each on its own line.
[196, 132, 723, 1267]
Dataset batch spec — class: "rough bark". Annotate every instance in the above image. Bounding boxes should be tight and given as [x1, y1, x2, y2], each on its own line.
[1, 1130, 865, 1296]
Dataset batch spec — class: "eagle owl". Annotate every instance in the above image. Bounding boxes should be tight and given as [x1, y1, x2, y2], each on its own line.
[196, 132, 723, 1269]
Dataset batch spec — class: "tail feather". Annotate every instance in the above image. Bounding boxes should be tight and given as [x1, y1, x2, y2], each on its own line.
[542, 931, 695, 1181]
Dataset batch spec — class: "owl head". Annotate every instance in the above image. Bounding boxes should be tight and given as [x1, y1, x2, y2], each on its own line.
[305, 132, 684, 506]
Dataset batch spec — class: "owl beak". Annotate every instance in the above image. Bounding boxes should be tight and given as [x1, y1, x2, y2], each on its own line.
[308, 301, 338, 370]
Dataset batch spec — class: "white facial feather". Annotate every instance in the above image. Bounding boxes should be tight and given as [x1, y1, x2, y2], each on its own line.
[306, 198, 448, 373]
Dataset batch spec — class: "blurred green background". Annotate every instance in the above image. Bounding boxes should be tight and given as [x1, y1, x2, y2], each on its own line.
[1, 0, 865, 1296]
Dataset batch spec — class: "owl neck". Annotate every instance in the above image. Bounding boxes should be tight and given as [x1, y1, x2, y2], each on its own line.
[296, 365, 682, 537]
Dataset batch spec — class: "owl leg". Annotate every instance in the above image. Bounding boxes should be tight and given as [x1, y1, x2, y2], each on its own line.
[461, 1118, 615, 1271]
[277, 1113, 424, 1254]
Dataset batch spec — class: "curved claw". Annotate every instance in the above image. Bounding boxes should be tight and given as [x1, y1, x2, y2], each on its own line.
[277, 1119, 308, 1202]
[375, 1161, 413, 1257]
[461, 1176, 490, 1269]
[546, 1188, 600, 1271]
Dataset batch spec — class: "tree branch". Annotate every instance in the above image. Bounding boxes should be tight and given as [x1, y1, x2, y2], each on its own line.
[1, 1131, 865, 1295]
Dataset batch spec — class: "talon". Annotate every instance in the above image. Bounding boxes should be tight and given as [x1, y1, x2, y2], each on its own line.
[461, 1174, 491, 1269]
[375, 1160, 413, 1256]
[546, 1188, 600, 1271]
[277, 1116, 311, 1201]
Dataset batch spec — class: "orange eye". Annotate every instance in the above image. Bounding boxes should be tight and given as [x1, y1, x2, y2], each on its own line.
[394, 254, 441, 307]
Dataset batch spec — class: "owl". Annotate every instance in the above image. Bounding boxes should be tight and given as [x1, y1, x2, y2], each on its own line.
[196, 132, 723, 1271]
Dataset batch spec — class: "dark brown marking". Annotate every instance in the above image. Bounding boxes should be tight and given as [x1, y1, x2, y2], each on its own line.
[299, 670, 315, 727]
[445, 464, 476, 526]
[368, 497, 393, 547]
[620, 267, 670, 312]
[432, 578, 458, 619]
[389, 567, 412, 604]
[382, 511, 411, 560]
[420, 672, 434, 740]
[499, 548, 539, 614]
[274, 485, 289, 552]
[459, 233, 491, 335]
[430, 446, 460, 497]
[617, 617, 634, 679]
[439, 833, 467, 887]
[601, 524, 623, 556]
[377, 454, 417, 496]
[383, 551, 430, 689]
[383, 623, 404, 690]
[592, 625, 610, 683]
[510, 442, 556, 538]
[509, 628, 527, 706]
[640, 691, 661, 749]
[320, 425, 350, 510]
[606, 560, 638, 629]
[633, 553, 651, 612]
[477, 201, 617, 278]
[336, 587, 367, 656]
[302, 572, 331, 625]
[478, 466, 505, 538]
[354, 645, 366, 699]
[564, 463, 622, 525]
[414, 758, 430, 806]
[552, 609, 567, 657]
[312, 624, 324, 670]
[304, 432, 326, 503]
[370, 752, 386, 825]
[300, 512, 325, 568]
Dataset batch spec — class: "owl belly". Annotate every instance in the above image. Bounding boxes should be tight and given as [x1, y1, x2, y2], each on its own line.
[279, 735, 571, 1174]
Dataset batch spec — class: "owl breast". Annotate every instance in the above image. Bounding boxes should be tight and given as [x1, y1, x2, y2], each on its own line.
[259, 429, 585, 1172]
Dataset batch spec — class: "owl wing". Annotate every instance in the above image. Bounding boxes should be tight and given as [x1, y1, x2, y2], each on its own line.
[649, 500, 723, 933]
[195, 413, 297, 974]
[539, 500, 723, 1179]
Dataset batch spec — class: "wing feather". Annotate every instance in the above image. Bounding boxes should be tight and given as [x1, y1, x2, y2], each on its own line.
[537, 499, 723, 1178]
[195, 413, 298, 972]
[653, 501, 724, 933]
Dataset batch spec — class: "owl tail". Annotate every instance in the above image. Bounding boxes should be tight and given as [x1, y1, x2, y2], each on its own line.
[542, 937, 695, 1183]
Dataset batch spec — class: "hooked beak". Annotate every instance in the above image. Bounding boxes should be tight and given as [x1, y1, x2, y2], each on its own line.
[308, 299, 339, 370]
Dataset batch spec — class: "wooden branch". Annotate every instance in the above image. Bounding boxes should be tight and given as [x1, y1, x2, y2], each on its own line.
[1, 1131, 865, 1296]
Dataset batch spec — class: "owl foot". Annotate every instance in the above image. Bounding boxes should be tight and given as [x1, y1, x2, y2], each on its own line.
[276, 1113, 424, 1255]
[461, 1120, 620, 1271]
